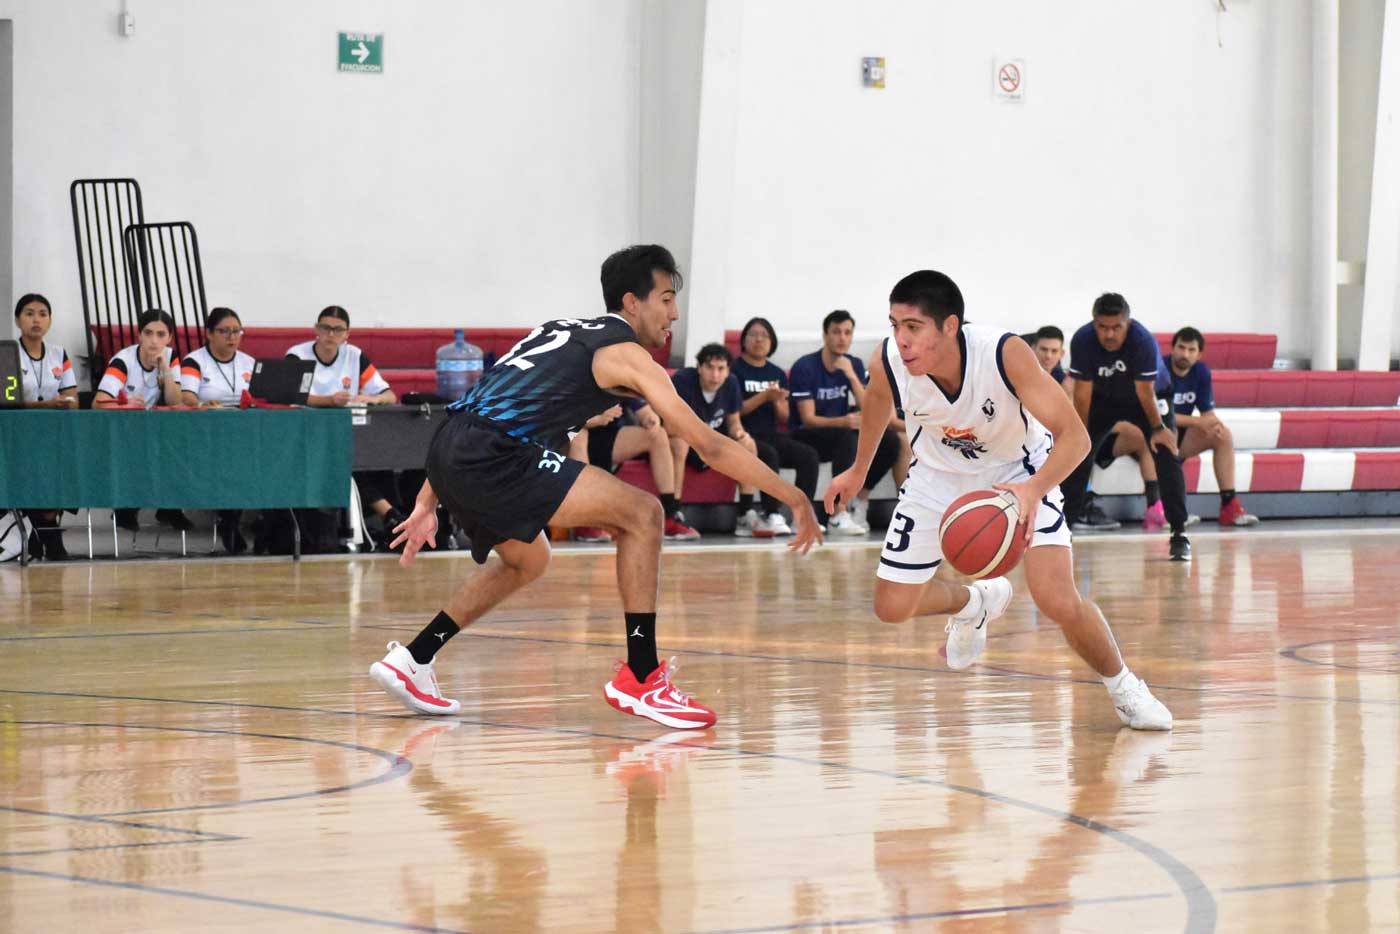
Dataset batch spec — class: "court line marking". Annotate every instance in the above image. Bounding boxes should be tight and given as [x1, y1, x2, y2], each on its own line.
[0, 864, 475, 934]
[0, 626, 328, 643]
[0, 804, 239, 841]
[0, 692, 1217, 934]
[12, 721, 412, 817]
[0, 839, 219, 859]
[358, 626, 1400, 710]
[1278, 637, 1400, 675]
[683, 890, 1177, 933]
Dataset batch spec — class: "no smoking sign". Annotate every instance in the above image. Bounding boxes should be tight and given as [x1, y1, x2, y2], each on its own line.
[994, 58, 1025, 102]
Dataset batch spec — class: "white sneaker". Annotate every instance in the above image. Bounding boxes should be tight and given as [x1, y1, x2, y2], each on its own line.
[734, 508, 762, 538]
[828, 509, 868, 536]
[369, 641, 461, 716]
[1109, 673, 1173, 731]
[761, 512, 793, 536]
[848, 498, 869, 530]
[1184, 513, 1201, 528]
[944, 577, 1013, 670]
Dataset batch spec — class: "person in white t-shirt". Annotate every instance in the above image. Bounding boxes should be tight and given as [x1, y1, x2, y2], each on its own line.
[13, 292, 78, 559]
[94, 308, 191, 534]
[14, 293, 78, 410]
[285, 306, 396, 407]
[825, 270, 1172, 731]
[180, 307, 256, 553]
[180, 307, 254, 409]
[286, 305, 402, 545]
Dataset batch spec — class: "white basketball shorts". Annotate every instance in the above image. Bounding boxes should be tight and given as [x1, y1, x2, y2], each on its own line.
[877, 462, 1073, 585]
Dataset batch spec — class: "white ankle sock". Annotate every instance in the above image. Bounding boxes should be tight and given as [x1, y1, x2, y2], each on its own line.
[953, 584, 984, 620]
[1102, 667, 1133, 693]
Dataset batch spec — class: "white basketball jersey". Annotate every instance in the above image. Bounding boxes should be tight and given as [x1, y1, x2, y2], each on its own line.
[883, 324, 1052, 484]
[98, 344, 179, 409]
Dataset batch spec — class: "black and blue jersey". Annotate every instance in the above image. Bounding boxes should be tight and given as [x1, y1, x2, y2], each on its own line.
[449, 314, 638, 450]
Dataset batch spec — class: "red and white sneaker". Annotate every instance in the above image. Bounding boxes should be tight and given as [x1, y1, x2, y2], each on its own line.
[603, 658, 716, 729]
[663, 516, 701, 541]
[369, 641, 461, 716]
[1218, 499, 1259, 527]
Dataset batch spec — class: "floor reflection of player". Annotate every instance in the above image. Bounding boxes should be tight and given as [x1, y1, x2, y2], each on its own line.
[394, 721, 549, 933]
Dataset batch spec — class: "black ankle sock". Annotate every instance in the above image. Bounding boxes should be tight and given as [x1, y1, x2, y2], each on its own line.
[1221, 489, 1236, 507]
[407, 611, 460, 664]
[1144, 480, 1160, 507]
[625, 612, 658, 681]
[737, 492, 754, 510]
[659, 493, 680, 520]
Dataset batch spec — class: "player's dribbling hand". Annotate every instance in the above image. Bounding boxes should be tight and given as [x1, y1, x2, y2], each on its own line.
[992, 480, 1039, 546]
[391, 502, 438, 567]
[788, 499, 824, 555]
[823, 467, 863, 519]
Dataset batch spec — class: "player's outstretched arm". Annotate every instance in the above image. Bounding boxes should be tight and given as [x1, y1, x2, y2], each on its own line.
[391, 478, 440, 566]
[594, 343, 822, 554]
[823, 349, 894, 516]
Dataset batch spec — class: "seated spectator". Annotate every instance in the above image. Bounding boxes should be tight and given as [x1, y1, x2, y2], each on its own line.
[731, 316, 820, 516]
[788, 310, 900, 535]
[668, 343, 789, 537]
[14, 293, 78, 559]
[1029, 325, 1070, 392]
[1168, 327, 1259, 526]
[566, 401, 698, 542]
[1033, 324, 1162, 530]
[180, 307, 256, 553]
[94, 309, 193, 534]
[1062, 293, 1191, 559]
[287, 305, 403, 544]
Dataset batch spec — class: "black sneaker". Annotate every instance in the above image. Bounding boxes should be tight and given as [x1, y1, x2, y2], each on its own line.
[1070, 503, 1122, 532]
[114, 509, 141, 533]
[1169, 533, 1192, 562]
[38, 527, 68, 561]
[156, 509, 194, 532]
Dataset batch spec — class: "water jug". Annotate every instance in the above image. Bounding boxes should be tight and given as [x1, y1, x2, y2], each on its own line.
[435, 329, 484, 400]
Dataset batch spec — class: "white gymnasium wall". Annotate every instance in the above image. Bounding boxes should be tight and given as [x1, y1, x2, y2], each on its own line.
[688, 1, 1318, 361]
[0, 0, 642, 368]
[1339, 0, 1386, 364]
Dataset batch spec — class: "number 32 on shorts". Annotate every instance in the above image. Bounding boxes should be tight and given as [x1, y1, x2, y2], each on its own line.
[538, 450, 566, 474]
[886, 511, 915, 553]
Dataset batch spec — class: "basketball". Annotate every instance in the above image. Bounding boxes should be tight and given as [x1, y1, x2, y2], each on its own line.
[938, 489, 1027, 579]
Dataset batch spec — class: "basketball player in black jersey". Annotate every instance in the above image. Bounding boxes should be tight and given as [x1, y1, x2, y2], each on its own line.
[370, 245, 822, 728]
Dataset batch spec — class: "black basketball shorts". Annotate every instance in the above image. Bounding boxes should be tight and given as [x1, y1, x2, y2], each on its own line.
[426, 415, 583, 564]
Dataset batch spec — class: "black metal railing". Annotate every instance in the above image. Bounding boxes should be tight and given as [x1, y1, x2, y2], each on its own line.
[122, 221, 209, 358]
[70, 179, 145, 389]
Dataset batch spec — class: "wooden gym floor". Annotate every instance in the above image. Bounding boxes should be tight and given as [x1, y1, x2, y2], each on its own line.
[1, 520, 1398, 933]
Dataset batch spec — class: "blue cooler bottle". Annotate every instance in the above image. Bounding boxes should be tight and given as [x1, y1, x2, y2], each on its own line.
[436, 329, 483, 400]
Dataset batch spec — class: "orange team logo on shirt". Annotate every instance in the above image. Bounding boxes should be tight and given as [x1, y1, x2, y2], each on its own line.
[940, 426, 988, 460]
[241, 372, 252, 382]
[341, 376, 352, 389]
[51, 366, 62, 378]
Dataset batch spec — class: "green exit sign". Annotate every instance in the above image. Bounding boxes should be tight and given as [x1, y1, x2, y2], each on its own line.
[338, 32, 383, 74]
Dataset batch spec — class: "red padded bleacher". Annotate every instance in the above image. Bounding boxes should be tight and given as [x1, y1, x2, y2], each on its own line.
[615, 459, 736, 504]
[1275, 410, 1400, 448]
[91, 324, 672, 371]
[1152, 332, 1277, 369]
[722, 330, 1279, 370]
[1353, 452, 1400, 490]
[1213, 371, 1400, 407]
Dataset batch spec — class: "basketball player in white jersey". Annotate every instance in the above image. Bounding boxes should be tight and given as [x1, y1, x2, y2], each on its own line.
[825, 270, 1171, 730]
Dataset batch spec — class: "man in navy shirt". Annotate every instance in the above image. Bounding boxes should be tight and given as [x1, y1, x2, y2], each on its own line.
[1062, 293, 1192, 560]
[788, 309, 901, 535]
[1168, 327, 1258, 527]
[732, 316, 820, 517]
[670, 343, 789, 536]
